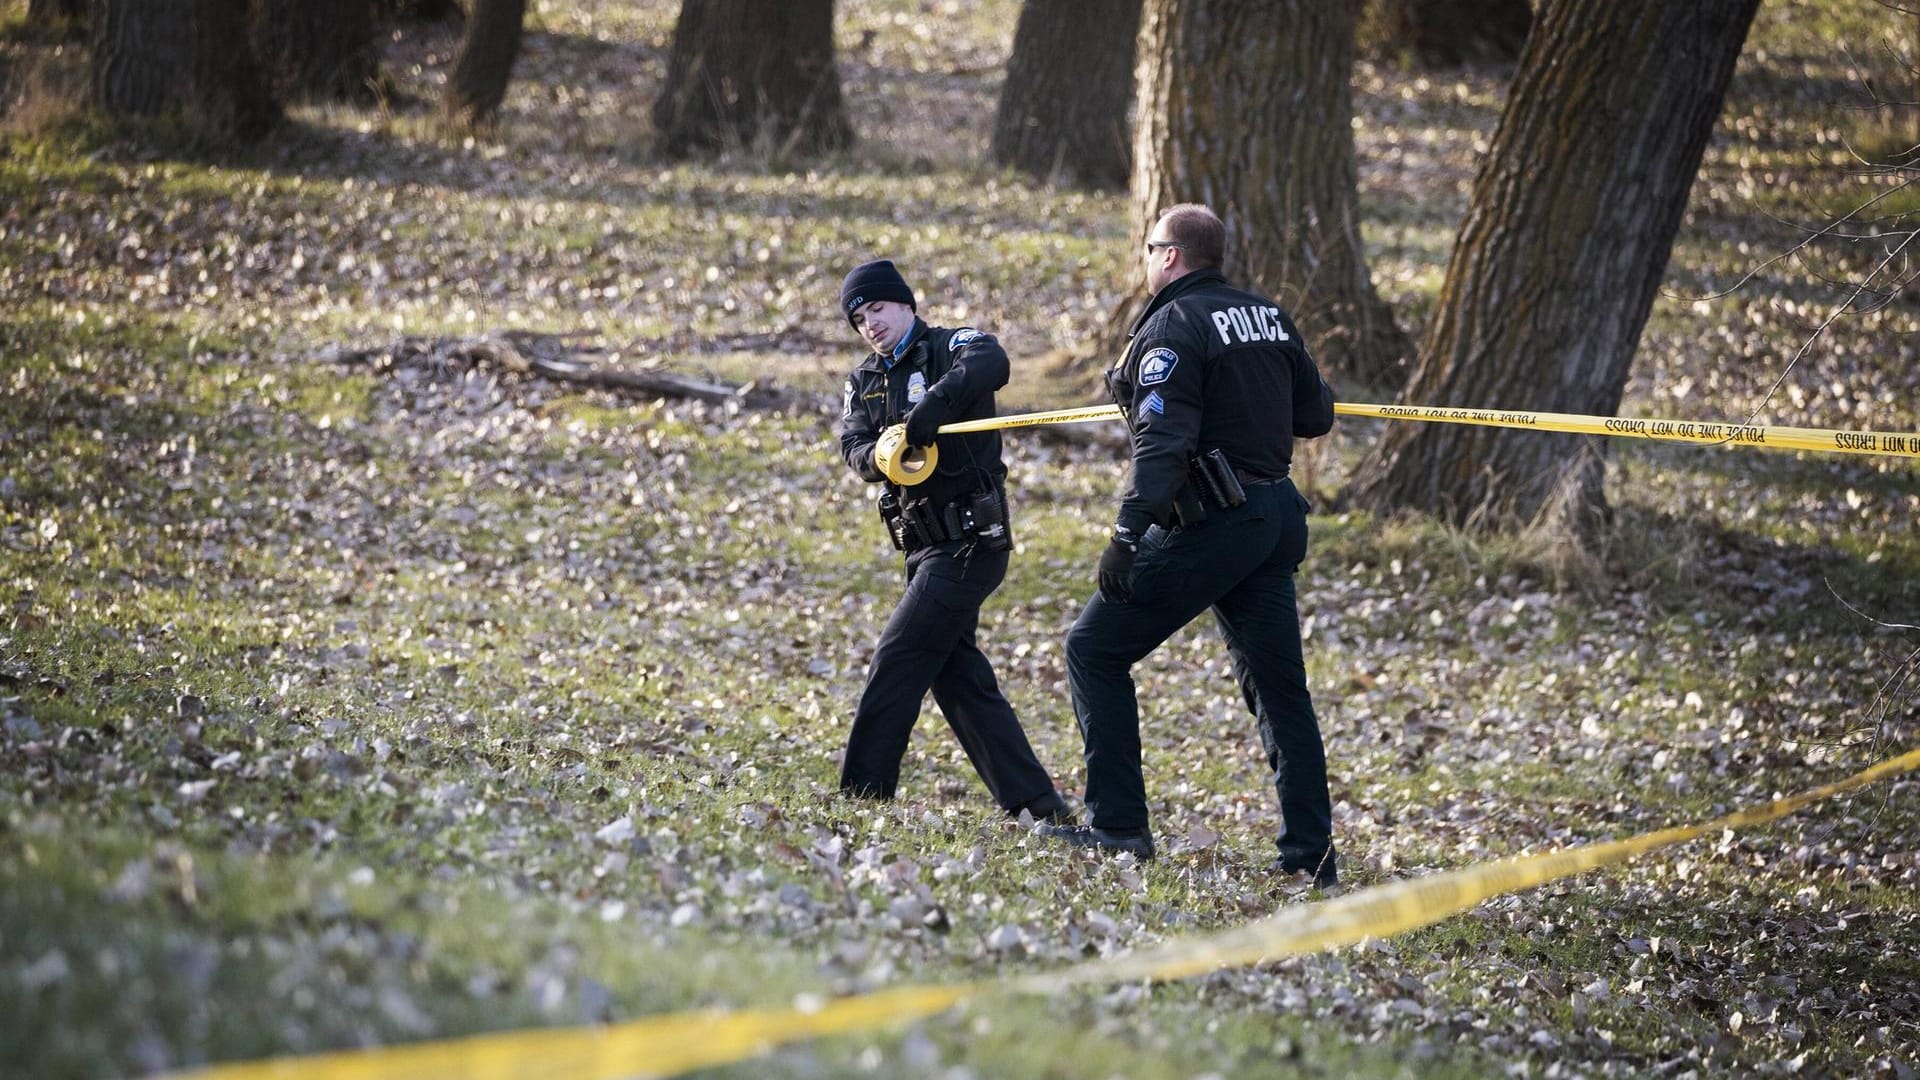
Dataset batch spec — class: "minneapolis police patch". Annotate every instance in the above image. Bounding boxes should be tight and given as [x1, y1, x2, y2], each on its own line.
[1138, 347, 1178, 386]
[949, 328, 981, 349]
[1140, 390, 1165, 416]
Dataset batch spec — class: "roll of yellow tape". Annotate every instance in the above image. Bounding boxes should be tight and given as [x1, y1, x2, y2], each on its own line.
[875, 424, 938, 485]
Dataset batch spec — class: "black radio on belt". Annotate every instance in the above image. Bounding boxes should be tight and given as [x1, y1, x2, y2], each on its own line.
[960, 488, 1011, 552]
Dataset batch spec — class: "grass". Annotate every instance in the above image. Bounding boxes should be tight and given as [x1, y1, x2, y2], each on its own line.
[4, 0, 1920, 1078]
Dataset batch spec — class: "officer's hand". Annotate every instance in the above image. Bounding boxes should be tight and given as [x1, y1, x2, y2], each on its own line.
[903, 402, 944, 448]
[1097, 531, 1139, 603]
[874, 424, 909, 480]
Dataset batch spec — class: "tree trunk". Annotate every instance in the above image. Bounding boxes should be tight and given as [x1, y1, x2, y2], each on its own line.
[256, 0, 380, 103]
[375, 0, 463, 22]
[652, 0, 852, 158]
[28, 0, 89, 36]
[91, 0, 280, 142]
[1377, 0, 1531, 68]
[990, 0, 1142, 190]
[444, 0, 525, 131]
[1347, 0, 1760, 538]
[1112, 0, 1412, 392]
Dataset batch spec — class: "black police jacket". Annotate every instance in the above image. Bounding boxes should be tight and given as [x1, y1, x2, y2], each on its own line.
[838, 319, 1010, 510]
[1108, 268, 1335, 534]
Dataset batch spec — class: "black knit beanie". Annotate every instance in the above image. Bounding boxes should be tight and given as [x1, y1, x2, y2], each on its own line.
[839, 259, 916, 328]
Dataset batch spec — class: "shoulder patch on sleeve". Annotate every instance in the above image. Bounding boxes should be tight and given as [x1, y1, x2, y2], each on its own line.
[948, 328, 981, 349]
[1138, 347, 1179, 386]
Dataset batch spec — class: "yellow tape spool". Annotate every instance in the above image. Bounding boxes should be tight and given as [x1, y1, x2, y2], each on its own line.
[874, 423, 939, 485]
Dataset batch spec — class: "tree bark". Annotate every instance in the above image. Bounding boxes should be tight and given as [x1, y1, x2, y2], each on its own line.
[28, 0, 89, 36]
[375, 0, 463, 22]
[1347, 0, 1760, 538]
[990, 0, 1142, 190]
[1112, 0, 1412, 391]
[444, 0, 525, 131]
[652, 0, 852, 158]
[1376, 0, 1531, 68]
[91, 0, 280, 142]
[255, 0, 381, 103]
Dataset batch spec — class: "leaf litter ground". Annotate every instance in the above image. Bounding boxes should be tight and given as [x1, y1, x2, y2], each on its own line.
[1, 1, 1917, 1077]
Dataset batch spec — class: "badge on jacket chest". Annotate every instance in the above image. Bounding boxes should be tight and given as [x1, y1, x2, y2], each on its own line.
[907, 370, 926, 404]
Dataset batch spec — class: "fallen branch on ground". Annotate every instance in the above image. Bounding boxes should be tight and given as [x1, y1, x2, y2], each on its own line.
[312, 331, 809, 409]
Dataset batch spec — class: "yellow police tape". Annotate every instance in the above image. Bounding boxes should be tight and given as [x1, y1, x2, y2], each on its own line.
[932, 401, 1920, 460]
[177, 984, 979, 1080]
[179, 746, 1920, 1080]
[1044, 744, 1920, 987]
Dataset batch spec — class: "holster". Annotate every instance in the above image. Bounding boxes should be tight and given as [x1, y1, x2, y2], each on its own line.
[878, 491, 908, 551]
[1171, 486, 1207, 528]
[901, 498, 941, 550]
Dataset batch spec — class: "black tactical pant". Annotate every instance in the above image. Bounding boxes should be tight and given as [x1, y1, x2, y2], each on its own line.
[1065, 479, 1336, 876]
[841, 540, 1056, 811]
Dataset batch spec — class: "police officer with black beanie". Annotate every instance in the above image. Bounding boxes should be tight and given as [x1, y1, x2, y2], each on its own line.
[1036, 205, 1342, 888]
[834, 258, 1072, 823]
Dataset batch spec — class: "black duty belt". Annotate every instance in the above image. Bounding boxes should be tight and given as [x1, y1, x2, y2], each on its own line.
[879, 488, 1011, 555]
[1175, 451, 1289, 525]
[1233, 468, 1288, 488]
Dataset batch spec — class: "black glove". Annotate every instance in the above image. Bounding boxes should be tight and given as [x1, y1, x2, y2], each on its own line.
[903, 400, 945, 448]
[1097, 529, 1140, 603]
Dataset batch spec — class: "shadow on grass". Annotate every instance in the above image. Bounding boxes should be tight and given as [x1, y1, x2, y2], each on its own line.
[1602, 449, 1917, 636]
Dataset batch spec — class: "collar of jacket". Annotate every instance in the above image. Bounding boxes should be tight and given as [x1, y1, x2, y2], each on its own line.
[882, 318, 929, 370]
[1127, 268, 1229, 339]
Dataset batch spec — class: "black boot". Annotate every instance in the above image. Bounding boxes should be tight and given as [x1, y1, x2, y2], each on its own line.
[1012, 790, 1078, 825]
[1269, 855, 1338, 889]
[1036, 822, 1155, 860]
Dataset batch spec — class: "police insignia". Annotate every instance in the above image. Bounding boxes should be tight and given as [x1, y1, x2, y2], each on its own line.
[1141, 390, 1165, 416]
[842, 379, 856, 418]
[907, 370, 927, 403]
[949, 328, 980, 349]
[1138, 347, 1178, 386]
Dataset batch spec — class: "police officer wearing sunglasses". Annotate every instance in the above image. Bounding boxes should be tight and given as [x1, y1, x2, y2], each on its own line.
[1037, 205, 1341, 888]
[834, 258, 1072, 823]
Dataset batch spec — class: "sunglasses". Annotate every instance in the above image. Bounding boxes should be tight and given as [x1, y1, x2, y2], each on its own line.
[1145, 239, 1184, 254]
